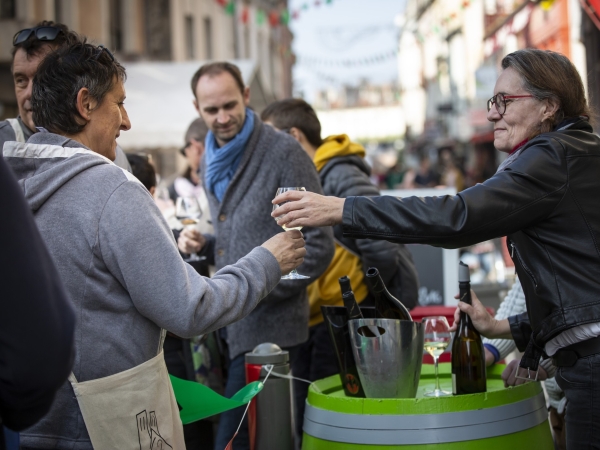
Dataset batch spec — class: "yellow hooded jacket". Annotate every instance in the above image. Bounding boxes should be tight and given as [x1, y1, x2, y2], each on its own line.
[308, 134, 369, 327]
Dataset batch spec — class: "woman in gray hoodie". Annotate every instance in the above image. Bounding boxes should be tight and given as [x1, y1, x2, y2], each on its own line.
[3, 41, 305, 449]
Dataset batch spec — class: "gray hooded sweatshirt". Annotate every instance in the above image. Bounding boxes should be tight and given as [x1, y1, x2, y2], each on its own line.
[3, 131, 281, 449]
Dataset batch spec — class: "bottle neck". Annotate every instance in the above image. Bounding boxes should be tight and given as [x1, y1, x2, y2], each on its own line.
[458, 281, 471, 305]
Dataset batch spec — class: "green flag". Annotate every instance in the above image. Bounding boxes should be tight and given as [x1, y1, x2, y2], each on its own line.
[170, 375, 264, 424]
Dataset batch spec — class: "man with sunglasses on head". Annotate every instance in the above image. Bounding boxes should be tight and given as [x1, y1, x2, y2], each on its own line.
[0, 21, 132, 172]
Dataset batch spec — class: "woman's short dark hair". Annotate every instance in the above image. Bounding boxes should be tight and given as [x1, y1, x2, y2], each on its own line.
[32, 41, 126, 135]
[501, 49, 591, 133]
[260, 98, 323, 148]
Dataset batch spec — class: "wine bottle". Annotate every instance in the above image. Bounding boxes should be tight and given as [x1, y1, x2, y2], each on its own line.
[338, 276, 363, 320]
[451, 261, 486, 395]
[364, 267, 412, 321]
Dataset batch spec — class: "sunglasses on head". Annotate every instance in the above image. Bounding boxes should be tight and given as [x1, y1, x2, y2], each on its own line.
[93, 45, 115, 62]
[13, 26, 63, 46]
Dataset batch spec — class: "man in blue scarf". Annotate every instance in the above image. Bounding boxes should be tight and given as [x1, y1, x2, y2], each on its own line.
[178, 62, 334, 450]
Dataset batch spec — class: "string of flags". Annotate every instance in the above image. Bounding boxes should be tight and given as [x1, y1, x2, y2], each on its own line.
[414, 0, 472, 41]
[215, 0, 336, 26]
[297, 49, 397, 68]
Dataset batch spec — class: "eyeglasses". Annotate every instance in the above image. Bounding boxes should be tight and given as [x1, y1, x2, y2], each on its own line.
[93, 45, 115, 62]
[13, 26, 63, 46]
[487, 93, 534, 115]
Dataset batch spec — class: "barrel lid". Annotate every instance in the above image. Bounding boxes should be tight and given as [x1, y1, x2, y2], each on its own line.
[245, 342, 289, 364]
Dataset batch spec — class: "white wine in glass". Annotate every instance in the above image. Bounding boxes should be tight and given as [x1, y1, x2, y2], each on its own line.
[422, 316, 452, 397]
[175, 196, 206, 263]
[424, 341, 449, 359]
[272, 187, 309, 280]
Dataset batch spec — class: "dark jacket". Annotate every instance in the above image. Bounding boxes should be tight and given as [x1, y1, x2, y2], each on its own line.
[320, 153, 419, 309]
[341, 118, 600, 367]
[0, 156, 75, 432]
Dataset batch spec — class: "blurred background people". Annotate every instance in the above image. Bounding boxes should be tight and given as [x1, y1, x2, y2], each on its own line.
[177, 62, 334, 450]
[261, 97, 419, 441]
[437, 147, 465, 192]
[126, 153, 156, 194]
[4, 41, 305, 449]
[414, 154, 439, 188]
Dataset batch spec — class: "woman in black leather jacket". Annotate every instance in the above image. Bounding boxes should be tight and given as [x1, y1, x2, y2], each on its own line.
[272, 49, 600, 450]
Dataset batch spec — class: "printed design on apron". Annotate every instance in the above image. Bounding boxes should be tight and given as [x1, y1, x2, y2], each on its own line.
[136, 410, 172, 450]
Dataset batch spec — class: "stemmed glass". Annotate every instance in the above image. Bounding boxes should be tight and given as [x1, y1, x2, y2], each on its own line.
[422, 316, 452, 397]
[175, 196, 206, 262]
[272, 187, 309, 280]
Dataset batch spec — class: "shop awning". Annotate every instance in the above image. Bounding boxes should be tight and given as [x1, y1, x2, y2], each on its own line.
[116, 60, 273, 150]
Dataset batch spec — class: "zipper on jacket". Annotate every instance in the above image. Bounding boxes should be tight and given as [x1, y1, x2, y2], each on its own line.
[510, 240, 538, 288]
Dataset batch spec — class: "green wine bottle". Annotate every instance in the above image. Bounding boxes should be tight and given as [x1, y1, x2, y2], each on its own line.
[365, 267, 412, 321]
[338, 276, 363, 320]
[451, 261, 486, 395]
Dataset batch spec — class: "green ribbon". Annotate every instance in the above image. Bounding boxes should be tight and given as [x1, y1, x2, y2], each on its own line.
[170, 375, 264, 424]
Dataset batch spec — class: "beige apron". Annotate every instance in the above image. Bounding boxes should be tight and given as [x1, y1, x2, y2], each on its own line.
[68, 330, 186, 449]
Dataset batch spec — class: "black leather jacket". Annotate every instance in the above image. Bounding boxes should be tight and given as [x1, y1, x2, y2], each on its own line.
[341, 118, 600, 367]
[320, 154, 419, 309]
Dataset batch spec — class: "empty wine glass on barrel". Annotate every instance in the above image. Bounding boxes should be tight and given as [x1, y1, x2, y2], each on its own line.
[422, 316, 451, 397]
[272, 187, 309, 280]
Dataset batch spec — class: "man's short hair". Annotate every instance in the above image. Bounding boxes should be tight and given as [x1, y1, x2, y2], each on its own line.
[32, 41, 126, 135]
[181, 118, 209, 155]
[11, 20, 80, 59]
[126, 154, 156, 191]
[261, 98, 323, 148]
[190, 62, 245, 97]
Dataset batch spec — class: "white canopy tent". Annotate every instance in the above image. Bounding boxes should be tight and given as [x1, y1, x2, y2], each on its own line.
[116, 60, 273, 150]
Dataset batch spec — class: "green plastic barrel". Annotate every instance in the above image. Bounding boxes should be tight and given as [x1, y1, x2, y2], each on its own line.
[302, 363, 553, 449]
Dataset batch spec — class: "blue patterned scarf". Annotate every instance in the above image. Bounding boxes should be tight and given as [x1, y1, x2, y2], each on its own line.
[204, 109, 255, 201]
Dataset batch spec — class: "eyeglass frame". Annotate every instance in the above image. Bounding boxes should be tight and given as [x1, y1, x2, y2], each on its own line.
[13, 26, 64, 46]
[487, 93, 534, 116]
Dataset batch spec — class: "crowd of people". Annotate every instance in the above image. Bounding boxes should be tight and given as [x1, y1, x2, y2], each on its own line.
[0, 20, 418, 450]
[2, 18, 599, 450]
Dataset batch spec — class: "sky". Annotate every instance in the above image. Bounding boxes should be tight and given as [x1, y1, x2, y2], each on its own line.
[288, 0, 407, 100]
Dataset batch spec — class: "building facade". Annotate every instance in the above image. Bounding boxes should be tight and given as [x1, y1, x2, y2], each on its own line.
[0, 0, 293, 120]
[397, 0, 589, 176]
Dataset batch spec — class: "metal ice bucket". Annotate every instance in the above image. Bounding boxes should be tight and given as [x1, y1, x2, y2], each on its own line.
[348, 319, 424, 399]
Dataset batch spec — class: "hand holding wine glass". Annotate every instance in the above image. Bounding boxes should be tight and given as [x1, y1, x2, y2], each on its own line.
[423, 316, 451, 397]
[175, 196, 206, 262]
[272, 187, 309, 279]
[261, 230, 306, 276]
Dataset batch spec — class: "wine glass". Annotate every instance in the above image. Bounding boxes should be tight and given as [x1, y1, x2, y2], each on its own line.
[175, 196, 206, 262]
[422, 316, 452, 397]
[272, 187, 309, 280]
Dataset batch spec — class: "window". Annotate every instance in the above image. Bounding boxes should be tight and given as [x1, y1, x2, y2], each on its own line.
[0, 0, 16, 19]
[185, 15, 194, 59]
[54, 0, 62, 23]
[109, 0, 123, 52]
[204, 17, 212, 60]
[145, 0, 172, 60]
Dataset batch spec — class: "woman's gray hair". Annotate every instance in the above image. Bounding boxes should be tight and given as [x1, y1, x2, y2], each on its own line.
[32, 41, 126, 135]
[501, 49, 591, 133]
